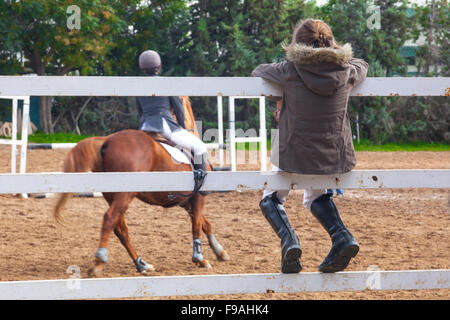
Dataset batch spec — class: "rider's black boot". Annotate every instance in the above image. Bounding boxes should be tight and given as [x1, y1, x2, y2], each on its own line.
[193, 152, 208, 195]
[310, 193, 359, 273]
[259, 193, 302, 273]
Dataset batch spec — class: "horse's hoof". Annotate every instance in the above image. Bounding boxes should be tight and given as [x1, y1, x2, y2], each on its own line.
[141, 264, 156, 273]
[218, 250, 230, 261]
[138, 264, 155, 274]
[135, 257, 155, 274]
[87, 266, 103, 278]
[194, 259, 212, 269]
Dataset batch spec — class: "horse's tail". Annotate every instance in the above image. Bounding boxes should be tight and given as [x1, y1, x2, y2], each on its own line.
[54, 136, 107, 225]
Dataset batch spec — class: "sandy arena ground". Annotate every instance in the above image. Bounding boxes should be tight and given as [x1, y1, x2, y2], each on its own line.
[0, 145, 449, 300]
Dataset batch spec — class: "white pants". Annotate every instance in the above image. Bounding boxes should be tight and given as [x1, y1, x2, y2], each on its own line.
[262, 165, 325, 210]
[161, 118, 207, 157]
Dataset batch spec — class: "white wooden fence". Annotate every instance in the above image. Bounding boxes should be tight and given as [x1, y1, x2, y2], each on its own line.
[0, 76, 448, 96]
[0, 270, 448, 300]
[0, 170, 449, 194]
[0, 96, 30, 175]
[0, 76, 448, 300]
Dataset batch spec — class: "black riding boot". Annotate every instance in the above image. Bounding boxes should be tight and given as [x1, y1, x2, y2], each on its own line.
[310, 194, 359, 273]
[259, 193, 302, 273]
[193, 152, 208, 195]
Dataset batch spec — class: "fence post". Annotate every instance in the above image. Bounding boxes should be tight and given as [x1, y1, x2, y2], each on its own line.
[228, 97, 237, 171]
[259, 96, 267, 172]
[217, 96, 224, 167]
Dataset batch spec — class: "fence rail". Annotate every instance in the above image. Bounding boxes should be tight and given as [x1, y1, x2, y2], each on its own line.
[0, 269, 448, 300]
[0, 76, 448, 96]
[0, 169, 449, 194]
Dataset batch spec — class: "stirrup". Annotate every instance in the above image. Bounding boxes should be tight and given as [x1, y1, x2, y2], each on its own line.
[193, 169, 208, 193]
[167, 169, 208, 200]
[194, 169, 210, 196]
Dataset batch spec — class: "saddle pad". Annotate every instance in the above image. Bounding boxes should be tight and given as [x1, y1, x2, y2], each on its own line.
[160, 143, 191, 165]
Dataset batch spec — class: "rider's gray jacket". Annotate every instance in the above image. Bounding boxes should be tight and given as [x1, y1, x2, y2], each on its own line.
[136, 95, 186, 133]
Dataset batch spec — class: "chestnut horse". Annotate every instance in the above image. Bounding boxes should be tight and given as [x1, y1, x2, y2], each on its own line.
[54, 96, 229, 277]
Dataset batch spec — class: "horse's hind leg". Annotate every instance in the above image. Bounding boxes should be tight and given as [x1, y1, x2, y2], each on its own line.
[114, 214, 155, 274]
[188, 195, 211, 268]
[88, 193, 134, 277]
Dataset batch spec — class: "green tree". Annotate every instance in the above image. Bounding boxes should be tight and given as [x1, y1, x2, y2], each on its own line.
[0, 0, 133, 133]
[413, 0, 449, 76]
[52, 0, 190, 134]
[187, 0, 286, 77]
[107, 0, 190, 76]
[53, 0, 189, 135]
[319, 0, 415, 76]
[186, 0, 293, 131]
[317, 0, 424, 143]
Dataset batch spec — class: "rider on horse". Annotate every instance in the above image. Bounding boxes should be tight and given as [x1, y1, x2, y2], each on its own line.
[137, 50, 208, 187]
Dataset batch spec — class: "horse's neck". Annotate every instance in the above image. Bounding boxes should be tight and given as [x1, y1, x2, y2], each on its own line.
[180, 97, 200, 138]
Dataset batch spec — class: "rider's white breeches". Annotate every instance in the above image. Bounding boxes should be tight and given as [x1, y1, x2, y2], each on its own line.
[161, 118, 207, 156]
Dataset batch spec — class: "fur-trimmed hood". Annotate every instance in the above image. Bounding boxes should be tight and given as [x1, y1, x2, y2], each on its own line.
[284, 43, 355, 96]
[284, 43, 353, 65]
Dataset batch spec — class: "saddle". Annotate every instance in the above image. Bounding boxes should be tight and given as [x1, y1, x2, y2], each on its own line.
[146, 132, 208, 207]
[147, 132, 194, 166]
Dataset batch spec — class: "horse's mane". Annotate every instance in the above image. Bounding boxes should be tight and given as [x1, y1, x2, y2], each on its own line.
[178, 96, 200, 138]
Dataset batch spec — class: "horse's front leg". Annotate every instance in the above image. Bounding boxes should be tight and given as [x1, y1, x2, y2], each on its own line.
[189, 195, 211, 269]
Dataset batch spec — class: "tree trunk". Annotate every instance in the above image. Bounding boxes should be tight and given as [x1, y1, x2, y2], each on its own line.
[39, 96, 54, 134]
[24, 47, 56, 134]
[424, 0, 436, 76]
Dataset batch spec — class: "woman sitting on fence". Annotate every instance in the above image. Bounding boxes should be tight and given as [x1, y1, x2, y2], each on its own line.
[252, 19, 368, 273]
